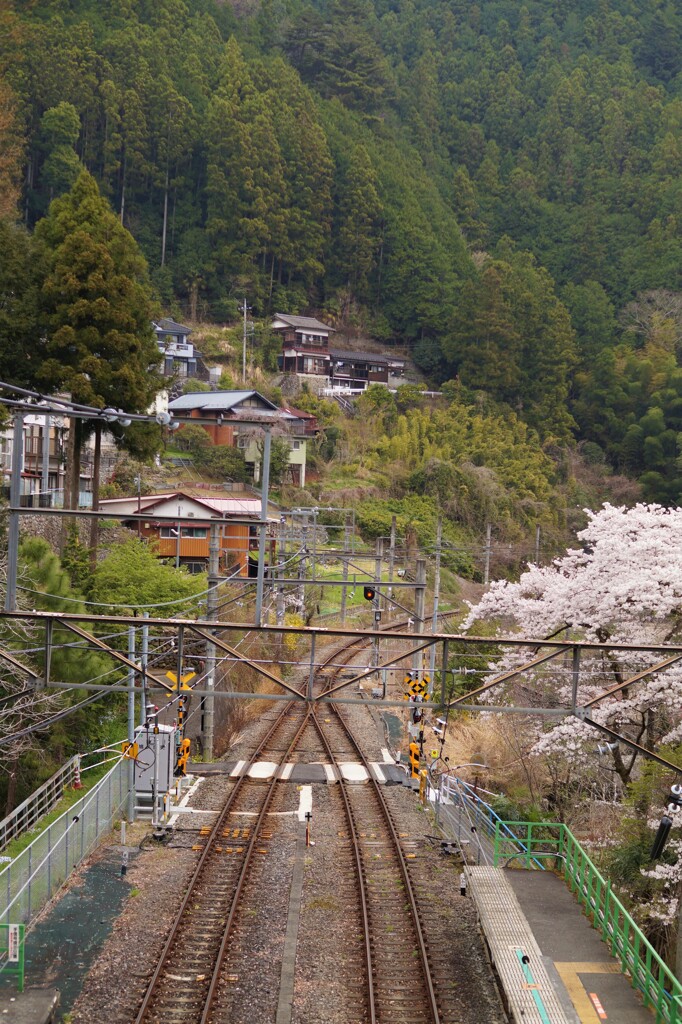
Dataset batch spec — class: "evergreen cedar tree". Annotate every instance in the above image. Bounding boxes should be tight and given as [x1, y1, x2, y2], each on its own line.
[34, 169, 160, 413]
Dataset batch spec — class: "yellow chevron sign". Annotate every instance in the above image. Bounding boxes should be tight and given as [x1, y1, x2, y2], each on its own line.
[165, 671, 196, 692]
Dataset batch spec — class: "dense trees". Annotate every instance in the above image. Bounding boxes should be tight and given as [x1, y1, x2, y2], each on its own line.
[1, 0, 682, 497]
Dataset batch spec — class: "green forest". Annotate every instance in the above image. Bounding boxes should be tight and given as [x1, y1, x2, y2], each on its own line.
[1, 0, 681, 503]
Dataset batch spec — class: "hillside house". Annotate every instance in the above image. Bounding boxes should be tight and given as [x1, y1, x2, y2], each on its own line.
[99, 490, 276, 575]
[154, 318, 214, 392]
[0, 411, 90, 507]
[168, 390, 317, 487]
[272, 313, 389, 391]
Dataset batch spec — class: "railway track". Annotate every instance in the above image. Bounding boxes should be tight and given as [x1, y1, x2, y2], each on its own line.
[312, 705, 443, 1023]
[131, 610, 458, 1024]
[133, 702, 308, 1024]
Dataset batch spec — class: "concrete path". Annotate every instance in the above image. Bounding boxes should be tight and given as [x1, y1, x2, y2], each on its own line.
[505, 869, 656, 1024]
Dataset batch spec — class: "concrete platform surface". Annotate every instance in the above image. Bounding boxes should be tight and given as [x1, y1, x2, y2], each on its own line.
[469, 866, 574, 1023]
[505, 868, 655, 1023]
[0, 987, 59, 1023]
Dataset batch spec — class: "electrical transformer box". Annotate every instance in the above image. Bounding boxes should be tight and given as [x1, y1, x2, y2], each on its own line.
[134, 723, 176, 795]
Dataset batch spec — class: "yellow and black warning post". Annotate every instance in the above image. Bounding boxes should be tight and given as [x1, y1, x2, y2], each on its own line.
[409, 741, 420, 778]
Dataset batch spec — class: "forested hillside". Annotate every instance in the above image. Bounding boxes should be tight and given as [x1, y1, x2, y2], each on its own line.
[1, 0, 681, 498]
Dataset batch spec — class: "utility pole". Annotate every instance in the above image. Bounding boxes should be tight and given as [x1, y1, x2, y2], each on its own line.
[413, 557, 426, 675]
[139, 612, 149, 728]
[254, 428, 271, 627]
[298, 512, 308, 613]
[311, 507, 318, 584]
[340, 516, 351, 624]
[373, 538, 383, 687]
[535, 524, 541, 565]
[203, 522, 219, 759]
[175, 503, 181, 569]
[5, 412, 24, 612]
[241, 297, 249, 384]
[387, 515, 396, 620]
[127, 626, 136, 822]
[276, 516, 286, 626]
[88, 421, 102, 570]
[483, 522, 492, 585]
[41, 410, 50, 505]
[428, 517, 442, 693]
[340, 554, 349, 624]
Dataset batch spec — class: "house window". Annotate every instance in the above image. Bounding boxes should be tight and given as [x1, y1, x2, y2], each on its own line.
[290, 440, 301, 450]
[237, 437, 248, 449]
[160, 526, 208, 538]
[183, 561, 207, 574]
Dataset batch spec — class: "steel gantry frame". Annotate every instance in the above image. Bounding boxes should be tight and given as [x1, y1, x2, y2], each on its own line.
[2, 382, 681, 776]
[1, 609, 682, 775]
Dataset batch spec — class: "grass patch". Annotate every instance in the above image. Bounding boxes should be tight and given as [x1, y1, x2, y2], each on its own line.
[306, 896, 339, 911]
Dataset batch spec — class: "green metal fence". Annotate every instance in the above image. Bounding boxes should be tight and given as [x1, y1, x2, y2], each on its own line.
[494, 821, 682, 1024]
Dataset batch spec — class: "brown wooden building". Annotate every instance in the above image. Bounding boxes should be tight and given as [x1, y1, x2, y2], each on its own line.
[100, 491, 276, 575]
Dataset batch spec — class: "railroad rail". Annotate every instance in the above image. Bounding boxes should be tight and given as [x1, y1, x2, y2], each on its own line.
[133, 702, 308, 1023]
[132, 610, 455, 1023]
[312, 705, 442, 1023]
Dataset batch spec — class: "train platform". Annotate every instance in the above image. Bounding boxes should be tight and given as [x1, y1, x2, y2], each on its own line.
[0, 987, 59, 1023]
[470, 866, 655, 1024]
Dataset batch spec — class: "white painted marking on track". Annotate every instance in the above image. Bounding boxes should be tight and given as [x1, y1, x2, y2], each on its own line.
[371, 763, 386, 783]
[279, 762, 294, 780]
[249, 760, 278, 779]
[298, 785, 313, 822]
[340, 762, 369, 782]
[230, 759, 246, 778]
[229, 810, 299, 816]
[381, 747, 394, 763]
[323, 763, 337, 783]
[166, 775, 205, 827]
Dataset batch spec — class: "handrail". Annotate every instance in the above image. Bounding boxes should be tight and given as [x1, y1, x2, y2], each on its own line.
[493, 821, 682, 1024]
[442, 776, 546, 870]
[0, 756, 78, 852]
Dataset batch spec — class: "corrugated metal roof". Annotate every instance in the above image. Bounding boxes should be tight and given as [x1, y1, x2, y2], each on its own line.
[330, 349, 388, 365]
[101, 491, 269, 519]
[199, 498, 263, 515]
[273, 313, 335, 332]
[168, 390, 278, 412]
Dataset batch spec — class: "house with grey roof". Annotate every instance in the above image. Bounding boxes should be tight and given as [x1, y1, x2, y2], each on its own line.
[168, 390, 317, 487]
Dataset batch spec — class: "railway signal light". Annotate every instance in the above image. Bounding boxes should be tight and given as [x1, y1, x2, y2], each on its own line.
[363, 586, 376, 602]
[409, 741, 420, 778]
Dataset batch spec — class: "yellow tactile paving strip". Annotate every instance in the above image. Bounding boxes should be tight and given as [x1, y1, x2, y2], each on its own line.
[469, 866, 573, 1024]
[555, 963, 621, 1023]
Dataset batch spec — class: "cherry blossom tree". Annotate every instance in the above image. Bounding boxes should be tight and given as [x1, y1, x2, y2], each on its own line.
[463, 503, 682, 943]
[463, 503, 682, 777]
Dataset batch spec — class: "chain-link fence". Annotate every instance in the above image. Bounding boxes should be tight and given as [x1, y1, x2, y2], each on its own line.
[0, 760, 127, 927]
